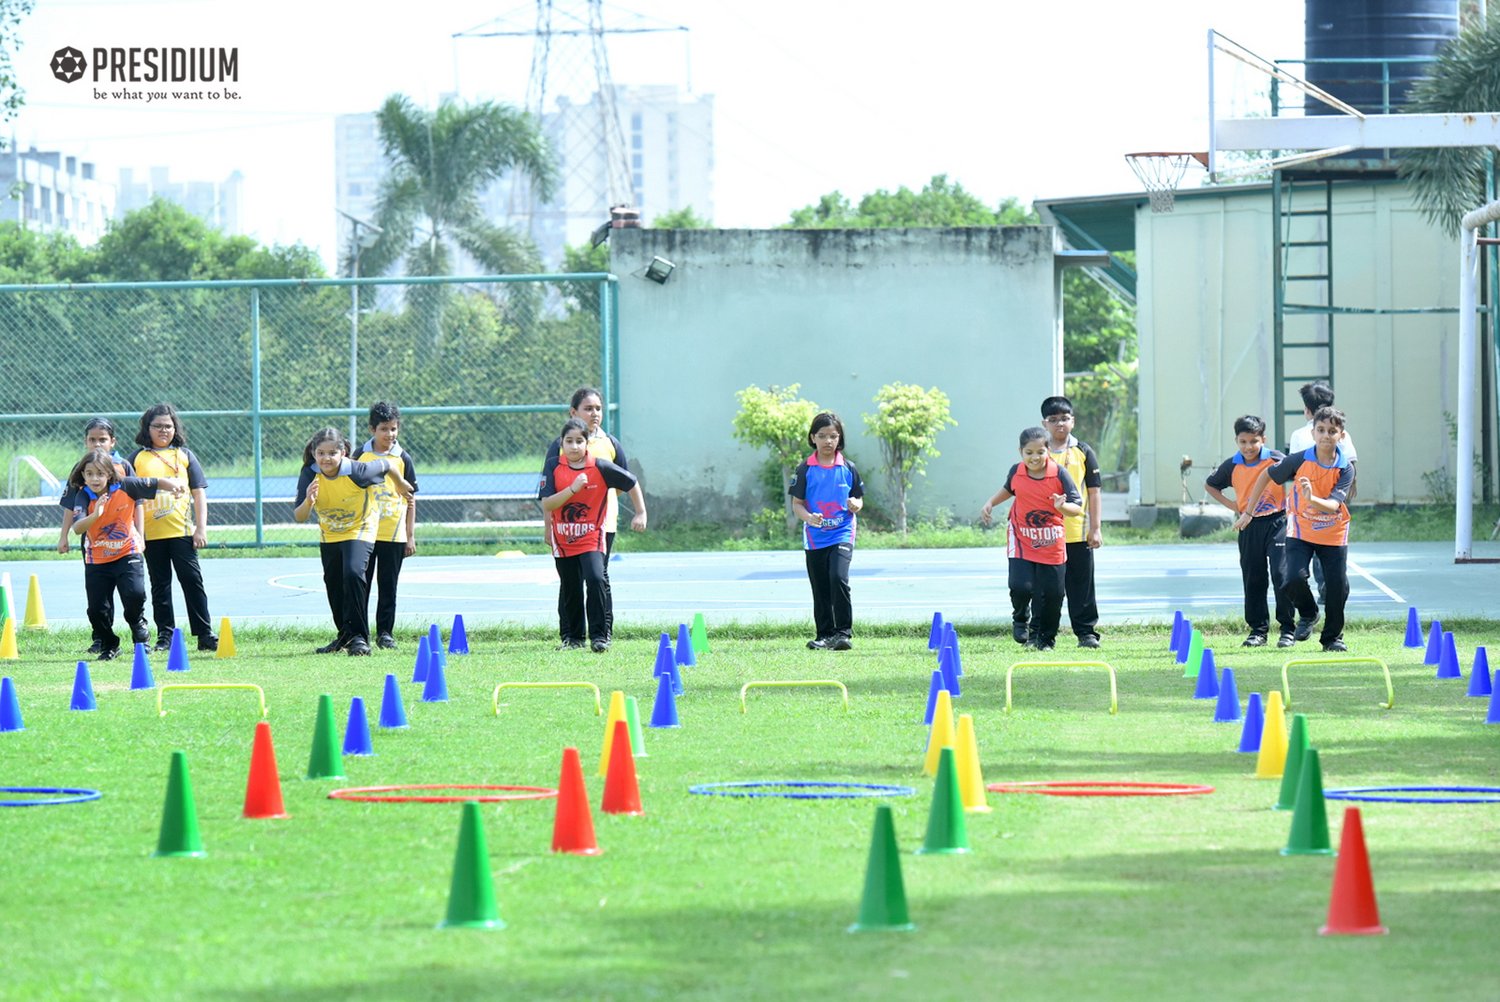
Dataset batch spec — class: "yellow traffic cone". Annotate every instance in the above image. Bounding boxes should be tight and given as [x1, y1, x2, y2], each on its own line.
[923, 690, 956, 777]
[215, 616, 236, 658]
[0, 616, 18, 660]
[1255, 690, 1289, 779]
[954, 713, 992, 813]
[22, 574, 46, 631]
[598, 689, 627, 777]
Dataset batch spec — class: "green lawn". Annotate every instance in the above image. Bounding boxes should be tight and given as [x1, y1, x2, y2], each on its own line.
[2, 622, 1498, 1000]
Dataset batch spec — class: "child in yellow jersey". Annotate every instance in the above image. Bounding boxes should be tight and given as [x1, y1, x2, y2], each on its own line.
[130, 403, 218, 652]
[294, 428, 414, 657]
[1040, 396, 1103, 648]
[358, 401, 419, 649]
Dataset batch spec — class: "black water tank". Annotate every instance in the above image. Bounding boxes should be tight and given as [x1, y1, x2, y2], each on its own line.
[1304, 0, 1459, 115]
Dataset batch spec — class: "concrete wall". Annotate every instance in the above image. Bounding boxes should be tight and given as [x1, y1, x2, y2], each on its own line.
[612, 227, 1062, 524]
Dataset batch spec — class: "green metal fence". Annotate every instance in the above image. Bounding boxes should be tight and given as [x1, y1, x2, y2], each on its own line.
[0, 273, 618, 548]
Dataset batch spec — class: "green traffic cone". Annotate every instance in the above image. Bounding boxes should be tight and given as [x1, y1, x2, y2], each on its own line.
[1281, 748, 1336, 856]
[849, 804, 915, 933]
[916, 746, 969, 855]
[154, 750, 206, 858]
[1274, 714, 1311, 811]
[1183, 629, 1205, 678]
[440, 801, 505, 930]
[690, 612, 710, 655]
[307, 693, 346, 780]
[624, 695, 647, 758]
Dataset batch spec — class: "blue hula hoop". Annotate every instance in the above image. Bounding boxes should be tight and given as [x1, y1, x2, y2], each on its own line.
[0, 786, 102, 807]
[1324, 785, 1500, 804]
[688, 781, 915, 800]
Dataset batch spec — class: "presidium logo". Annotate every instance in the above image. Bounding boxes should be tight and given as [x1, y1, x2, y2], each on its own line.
[49, 44, 241, 102]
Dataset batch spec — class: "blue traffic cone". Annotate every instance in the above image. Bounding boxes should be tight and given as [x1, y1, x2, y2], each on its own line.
[1424, 620, 1444, 666]
[923, 669, 947, 725]
[669, 650, 684, 696]
[70, 661, 96, 711]
[130, 642, 154, 690]
[649, 670, 679, 728]
[422, 652, 449, 703]
[653, 632, 674, 678]
[1487, 671, 1500, 724]
[675, 623, 696, 668]
[448, 614, 469, 655]
[938, 644, 961, 698]
[1193, 648, 1219, 699]
[1437, 632, 1462, 679]
[166, 627, 190, 673]
[343, 696, 374, 756]
[0, 675, 22, 731]
[927, 611, 944, 650]
[1403, 607, 1423, 648]
[411, 635, 431, 684]
[1213, 667, 1242, 723]
[427, 624, 443, 664]
[1238, 692, 1265, 752]
[1175, 620, 1192, 664]
[1170, 610, 1185, 654]
[379, 672, 408, 728]
[1468, 648, 1493, 698]
[942, 622, 964, 677]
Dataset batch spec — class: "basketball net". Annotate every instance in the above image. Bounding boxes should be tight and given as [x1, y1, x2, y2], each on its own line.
[1124, 152, 1209, 213]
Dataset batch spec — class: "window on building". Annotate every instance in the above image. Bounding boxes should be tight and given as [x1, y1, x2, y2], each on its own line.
[632, 153, 642, 170]
[348, 182, 363, 197]
[632, 133, 642, 150]
[631, 112, 643, 131]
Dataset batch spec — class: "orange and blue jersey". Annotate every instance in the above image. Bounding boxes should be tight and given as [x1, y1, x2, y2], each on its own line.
[1205, 447, 1287, 517]
[1267, 445, 1354, 545]
[1004, 460, 1081, 565]
[72, 477, 162, 565]
[788, 452, 864, 550]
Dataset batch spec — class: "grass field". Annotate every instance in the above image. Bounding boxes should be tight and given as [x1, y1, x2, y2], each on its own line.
[2, 620, 1499, 1001]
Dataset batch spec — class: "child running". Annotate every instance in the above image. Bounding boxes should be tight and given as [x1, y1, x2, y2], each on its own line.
[58, 417, 138, 557]
[293, 428, 414, 657]
[358, 401, 419, 649]
[981, 427, 1084, 652]
[789, 412, 864, 651]
[67, 448, 184, 660]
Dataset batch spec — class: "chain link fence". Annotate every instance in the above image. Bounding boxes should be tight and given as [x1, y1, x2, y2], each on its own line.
[0, 273, 618, 547]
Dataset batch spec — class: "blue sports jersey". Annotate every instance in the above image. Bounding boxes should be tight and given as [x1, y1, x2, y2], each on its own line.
[788, 452, 864, 550]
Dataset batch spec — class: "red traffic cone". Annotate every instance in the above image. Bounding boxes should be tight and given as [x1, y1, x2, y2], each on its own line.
[551, 747, 601, 855]
[243, 721, 289, 819]
[601, 720, 643, 816]
[1320, 807, 1387, 936]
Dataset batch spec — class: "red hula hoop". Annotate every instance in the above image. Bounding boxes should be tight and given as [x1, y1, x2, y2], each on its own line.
[328, 784, 558, 803]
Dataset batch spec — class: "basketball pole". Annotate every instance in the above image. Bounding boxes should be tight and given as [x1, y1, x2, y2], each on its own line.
[1457, 199, 1500, 561]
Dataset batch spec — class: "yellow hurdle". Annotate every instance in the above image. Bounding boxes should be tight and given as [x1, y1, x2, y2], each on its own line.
[490, 681, 602, 716]
[1281, 657, 1394, 710]
[1005, 661, 1119, 715]
[739, 679, 849, 714]
[157, 683, 267, 718]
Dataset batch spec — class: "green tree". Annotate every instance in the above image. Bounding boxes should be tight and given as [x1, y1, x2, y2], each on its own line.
[731, 384, 821, 530]
[788, 175, 1032, 228]
[650, 205, 712, 229]
[862, 382, 956, 534]
[0, 222, 86, 282]
[0, 2, 33, 140]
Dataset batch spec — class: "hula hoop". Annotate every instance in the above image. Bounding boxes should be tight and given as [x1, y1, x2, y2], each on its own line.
[688, 781, 916, 800]
[985, 781, 1215, 797]
[1324, 785, 1500, 804]
[327, 784, 557, 803]
[0, 786, 102, 807]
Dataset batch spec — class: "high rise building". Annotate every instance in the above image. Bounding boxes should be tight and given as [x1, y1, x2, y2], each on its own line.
[0, 147, 115, 244]
[116, 166, 244, 233]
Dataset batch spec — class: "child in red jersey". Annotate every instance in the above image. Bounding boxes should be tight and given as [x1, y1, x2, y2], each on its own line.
[980, 427, 1085, 651]
[67, 448, 185, 660]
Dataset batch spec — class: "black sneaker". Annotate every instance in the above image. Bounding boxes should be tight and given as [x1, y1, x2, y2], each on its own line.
[1012, 623, 1030, 645]
[830, 636, 853, 651]
[1322, 638, 1348, 653]
[98, 647, 121, 661]
[196, 635, 218, 652]
[1078, 634, 1101, 650]
[1242, 634, 1267, 648]
[316, 635, 350, 654]
[1028, 638, 1055, 652]
[376, 632, 397, 650]
[1293, 614, 1320, 643]
[346, 638, 372, 657]
[84, 640, 103, 655]
[591, 639, 610, 653]
[1277, 633, 1296, 649]
[556, 640, 585, 651]
[807, 637, 831, 650]
[152, 635, 173, 653]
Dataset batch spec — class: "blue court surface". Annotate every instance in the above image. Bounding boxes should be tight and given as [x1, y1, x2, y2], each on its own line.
[11, 541, 1498, 633]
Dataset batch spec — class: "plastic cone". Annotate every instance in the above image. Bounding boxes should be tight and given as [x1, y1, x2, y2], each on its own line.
[1402, 607, 1422, 648]
[1255, 691, 1289, 777]
[938, 644, 962, 698]
[70, 662, 96, 711]
[155, 750, 205, 857]
[675, 623, 696, 668]
[412, 635, 431, 684]
[601, 720, 644, 815]
[917, 747, 970, 854]
[849, 805, 915, 932]
[690, 612, 710, 655]
[422, 653, 449, 703]
[625, 695, 647, 758]
[1238, 693, 1265, 753]
[668, 649, 684, 697]
[215, 617, 236, 658]
[1183, 629, 1204, 678]
[130, 642, 154, 690]
[652, 632, 674, 678]
[343, 696, 374, 756]
[0, 571, 12, 625]
[166, 628, 190, 673]
[1468, 648, 1493, 698]
[922, 669, 947, 725]
[954, 713, 991, 814]
[306, 693, 346, 780]
[23, 574, 46, 631]
[1193, 648, 1219, 699]
[1424, 619, 1443, 666]
[440, 801, 504, 929]
[648, 670, 679, 728]
[551, 747, 602, 855]
[242, 720, 289, 819]
[1437, 632, 1462, 679]
[0, 617, 17, 660]
[942, 622, 964, 677]
[1281, 748, 1335, 856]
[379, 673, 408, 728]
[1213, 667, 1242, 723]
[0, 675, 22, 731]
[1175, 619, 1193, 665]
[1170, 610, 1185, 654]
[927, 611, 944, 650]
[427, 624, 443, 667]
[923, 690, 956, 777]
[1486, 671, 1500, 724]
[1275, 714, 1311, 811]
[448, 614, 469, 655]
[1320, 807, 1386, 935]
[598, 690, 627, 778]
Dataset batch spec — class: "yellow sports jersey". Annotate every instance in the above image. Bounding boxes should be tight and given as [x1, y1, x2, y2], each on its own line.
[1047, 438, 1100, 544]
[357, 448, 411, 542]
[132, 447, 198, 540]
[585, 431, 621, 533]
[311, 473, 379, 543]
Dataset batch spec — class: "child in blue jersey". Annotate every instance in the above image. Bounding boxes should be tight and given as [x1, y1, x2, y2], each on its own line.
[789, 412, 864, 651]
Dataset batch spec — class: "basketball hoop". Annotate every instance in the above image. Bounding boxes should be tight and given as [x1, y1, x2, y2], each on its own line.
[1124, 152, 1209, 213]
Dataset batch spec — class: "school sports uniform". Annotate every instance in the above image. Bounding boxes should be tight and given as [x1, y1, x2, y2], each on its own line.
[788, 451, 865, 644]
[129, 445, 214, 646]
[295, 458, 395, 650]
[1048, 436, 1102, 642]
[1266, 445, 1355, 646]
[73, 477, 167, 655]
[542, 455, 637, 646]
[1004, 459, 1082, 647]
[541, 430, 632, 639]
[358, 440, 419, 639]
[1206, 447, 1294, 640]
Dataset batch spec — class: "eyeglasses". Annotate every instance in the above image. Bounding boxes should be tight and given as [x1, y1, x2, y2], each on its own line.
[149, 422, 175, 430]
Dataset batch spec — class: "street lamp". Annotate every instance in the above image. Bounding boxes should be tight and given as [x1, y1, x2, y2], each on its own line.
[337, 209, 383, 441]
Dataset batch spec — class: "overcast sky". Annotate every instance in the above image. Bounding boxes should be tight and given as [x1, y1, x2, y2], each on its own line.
[13, 0, 1307, 269]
